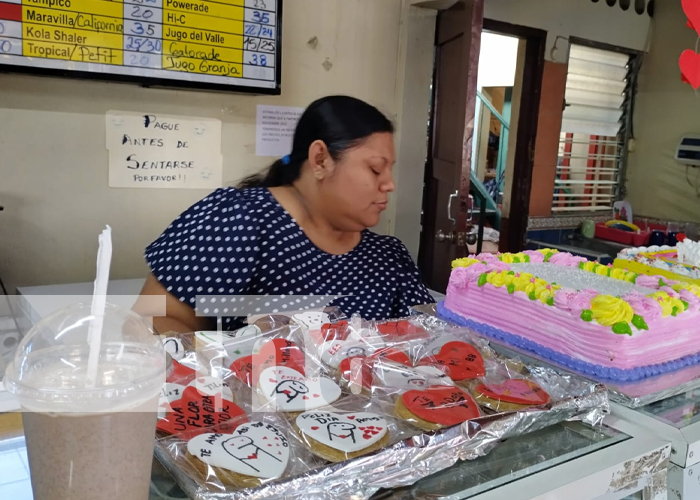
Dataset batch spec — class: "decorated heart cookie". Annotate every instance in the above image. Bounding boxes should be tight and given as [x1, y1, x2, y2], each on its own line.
[258, 366, 341, 412]
[417, 341, 485, 381]
[320, 339, 378, 369]
[168, 359, 197, 384]
[380, 364, 454, 391]
[162, 336, 186, 361]
[296, 411, 388, 453]
[377, 320, 427, 338]
[476, 379, 550, 406]
[188, 376, 235, 402]
[339, 349, 412, 390]
[187, 422, 290, 479]
[159, 383, 187, 407]
[157, 386, 246, 436]
[292, 311, 330, 332]
[231, 339, 306, 386]
[400, 386, 481, 427]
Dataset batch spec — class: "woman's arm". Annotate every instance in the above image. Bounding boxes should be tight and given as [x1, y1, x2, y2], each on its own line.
[132, 273, 213, 334]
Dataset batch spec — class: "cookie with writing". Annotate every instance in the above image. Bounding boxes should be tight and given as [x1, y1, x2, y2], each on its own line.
[320, 339, 379, 369]
[339, 348, 412, 393]
[157, 386, 246, 437]
[258, 366, 341, 413]
[168, 359, 197, 384]
[187, 376, 235, 401]
[474, 379, 551, 412]
[376, 320, 428, 338]
[417, 341, 485, 382]
[231, 338, 306, 386]
[295, 411, 389, 462]
[395, 386, 481, 431]
[162, 336, 186, 361]
[292, 311, 330, 333]
[186, 422, 290, 488]
[158, 382, 187, 418]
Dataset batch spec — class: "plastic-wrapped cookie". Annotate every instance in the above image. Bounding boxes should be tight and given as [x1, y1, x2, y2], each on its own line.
[186, 422, 289, 488]
[473, 379, 550, 412]
[230, 338, 306, 387]
[417, 339, 485, 384]
[257, 366, 341, 413]
[295, 411, 389, 462]
[395, 386, 481, 432]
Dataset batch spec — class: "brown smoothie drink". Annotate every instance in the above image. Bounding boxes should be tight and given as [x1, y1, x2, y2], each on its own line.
[5, 304, 166, 500]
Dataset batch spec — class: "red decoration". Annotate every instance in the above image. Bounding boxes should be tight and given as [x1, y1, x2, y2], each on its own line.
[683, 0, 700, 36]
[339, 348, 412, 390]
[230, 339, 305, 386]
[417, 341, 485, 381]
[157, 386, 246, 437]
[402, 386, 480, 426]
[476, 379, 550, 406]
[168, 359, 196, 384]
[680, 50, 700, 90]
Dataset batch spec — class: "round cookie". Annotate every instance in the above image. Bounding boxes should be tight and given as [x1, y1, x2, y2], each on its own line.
[395, 386, 481, 432]
[474, 379, 551, 412]
[185, 423, 290, 488]
[417, 340, 485, 384]
[295, 411, 390, 463]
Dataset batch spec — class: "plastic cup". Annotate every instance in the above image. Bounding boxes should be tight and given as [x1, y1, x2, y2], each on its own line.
[4, 303, 166, 500]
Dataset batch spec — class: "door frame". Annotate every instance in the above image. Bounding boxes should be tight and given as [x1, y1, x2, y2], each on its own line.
[481, 19, 546, 253]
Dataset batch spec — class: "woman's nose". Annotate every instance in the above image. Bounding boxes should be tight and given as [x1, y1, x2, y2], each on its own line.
[381, 172, 395, 193]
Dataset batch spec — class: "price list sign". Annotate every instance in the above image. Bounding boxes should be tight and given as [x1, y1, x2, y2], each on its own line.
[0, 0, 281, 93]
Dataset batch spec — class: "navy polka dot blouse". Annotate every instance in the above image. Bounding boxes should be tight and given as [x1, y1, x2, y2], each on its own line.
[145, 187, 434, 329]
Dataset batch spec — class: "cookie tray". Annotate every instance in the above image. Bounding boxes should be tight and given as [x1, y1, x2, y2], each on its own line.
[153, 372, 608, 500]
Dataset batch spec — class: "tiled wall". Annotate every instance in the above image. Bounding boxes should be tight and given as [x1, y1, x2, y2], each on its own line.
[529, 61, 568, 217]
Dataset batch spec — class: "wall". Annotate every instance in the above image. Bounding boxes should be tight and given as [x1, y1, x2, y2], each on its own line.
[0, 0, 407, 294]
[484, 0, 652, 62]
[626, 0, 700, 222]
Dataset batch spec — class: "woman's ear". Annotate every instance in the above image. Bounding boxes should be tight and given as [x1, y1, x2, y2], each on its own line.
[308, 140, 332, 180]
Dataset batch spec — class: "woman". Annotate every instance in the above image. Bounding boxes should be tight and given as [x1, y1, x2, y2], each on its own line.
[135, 96, 434, 333]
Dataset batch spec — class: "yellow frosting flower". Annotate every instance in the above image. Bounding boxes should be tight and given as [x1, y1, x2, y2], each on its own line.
[512, 273, 536, 294]
[537, 248, 559, 256]
[650, 292, 686, 317]
[610, 268, 633, 282]
[499, 253, 516, 264]
[581, 262, 598, 273]
[487, 271, 514, 288]
[452, 257, 480, 269]
[594, 264, 611, 277]
[590, 295, 634, 326]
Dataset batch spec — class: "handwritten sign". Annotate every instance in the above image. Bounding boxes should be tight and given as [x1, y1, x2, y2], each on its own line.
[106, 111, 222, 189]
[256, 105, 303, 157]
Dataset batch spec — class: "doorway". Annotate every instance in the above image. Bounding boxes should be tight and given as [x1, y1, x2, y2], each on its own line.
[417, 8, 546, 293]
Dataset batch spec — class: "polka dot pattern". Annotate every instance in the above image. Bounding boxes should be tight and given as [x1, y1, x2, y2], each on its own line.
[145, 187, 434, 329]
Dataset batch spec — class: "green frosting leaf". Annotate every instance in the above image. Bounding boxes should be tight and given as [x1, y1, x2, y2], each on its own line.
[659, 278, 667, 287]
[513, 257, 521, 263]
[672, 306, 679, 317]
[612, 322, 633, 336]
[546, 297, 555, 306]
[631, 274, 638, 284]
[632, 315, 649, 331]
[682, 300, 690, 311]
[477, 274, 488, 287]
[507, 283, 515, 294]
[528, 291, 537, 301]
[580, 310, 593, 322]
[578, 262, 585, 269]
[524, 255, 531, 263]
[545, 251, 554, 262]
[507, 271, 515, 275]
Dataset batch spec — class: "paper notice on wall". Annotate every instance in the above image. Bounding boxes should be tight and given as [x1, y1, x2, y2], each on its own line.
[106, 111, 223, 189]
[256, 105, 303, 157]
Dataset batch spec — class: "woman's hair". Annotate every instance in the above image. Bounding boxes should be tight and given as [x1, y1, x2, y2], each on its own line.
[238, 95, 394, 188]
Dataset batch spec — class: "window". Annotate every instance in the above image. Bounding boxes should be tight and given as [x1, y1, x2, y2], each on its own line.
[552, 44, 638, 213]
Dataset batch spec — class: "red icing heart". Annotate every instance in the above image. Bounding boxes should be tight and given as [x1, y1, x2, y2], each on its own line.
[377, 320, 426, 338]
[476, 379, 550, 406]
[363, 434, 372, 440]
[248, 453, 257, 459]
[347, 416, 355, 420]
[230, 339, 305, 386]
[680, 50, 700, 90]
[683, 0, 700, 36]
[417, 341, 485, 381]
[311, 426, 319, 430]
[157, 386, 246, 437]
[402, 386, 481, 426]
[339, 348, 412, 390]
[168, 359, 196, 384]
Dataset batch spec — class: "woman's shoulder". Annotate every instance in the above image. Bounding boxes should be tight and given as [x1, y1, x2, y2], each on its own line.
[362, 231, 412, 257]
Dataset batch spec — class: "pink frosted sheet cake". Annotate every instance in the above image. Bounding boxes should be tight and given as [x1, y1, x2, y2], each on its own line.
[437, 249, 700, 382]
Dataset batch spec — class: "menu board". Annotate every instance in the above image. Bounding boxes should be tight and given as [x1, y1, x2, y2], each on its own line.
[0, 0, 281, 93]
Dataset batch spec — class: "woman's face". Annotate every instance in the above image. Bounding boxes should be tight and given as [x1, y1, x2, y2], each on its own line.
[320, 132, 396, 231]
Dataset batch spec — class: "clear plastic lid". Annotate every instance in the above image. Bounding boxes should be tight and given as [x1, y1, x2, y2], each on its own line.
[4, 303, 166, 413]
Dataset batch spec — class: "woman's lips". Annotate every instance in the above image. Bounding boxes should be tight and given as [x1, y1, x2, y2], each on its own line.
[374, 202, 388, 210]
